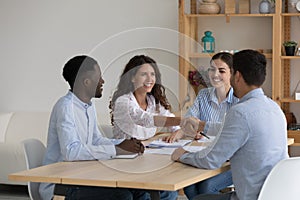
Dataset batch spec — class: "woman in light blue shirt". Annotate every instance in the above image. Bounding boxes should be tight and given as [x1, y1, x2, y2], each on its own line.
[166, 52, 239, 200]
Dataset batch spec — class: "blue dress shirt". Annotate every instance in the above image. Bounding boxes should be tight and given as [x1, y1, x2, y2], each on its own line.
[39, 91, 124, 200]
[181, 88, 289, 200]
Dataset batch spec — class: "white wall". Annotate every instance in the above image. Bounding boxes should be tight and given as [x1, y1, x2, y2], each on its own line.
[0, 0, 299, 124]
[0, 0, 179, 124]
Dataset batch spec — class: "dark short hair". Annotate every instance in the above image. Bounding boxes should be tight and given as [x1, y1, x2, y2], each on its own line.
[232, 49, 266, 86]
[62, 55, 98, 90]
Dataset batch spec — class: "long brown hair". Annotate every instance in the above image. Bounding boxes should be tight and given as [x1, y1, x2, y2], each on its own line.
[109, 55, 171, 125]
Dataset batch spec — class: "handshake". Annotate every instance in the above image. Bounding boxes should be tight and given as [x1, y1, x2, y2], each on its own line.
[154, 115, 207, 139]
[180, 117, 207, 139]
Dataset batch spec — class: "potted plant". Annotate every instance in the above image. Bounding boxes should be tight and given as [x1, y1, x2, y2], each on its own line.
[283, 41, 298, 56]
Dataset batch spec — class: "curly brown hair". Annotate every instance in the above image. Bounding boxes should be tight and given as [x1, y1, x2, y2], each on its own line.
[109, 55, 171, 125]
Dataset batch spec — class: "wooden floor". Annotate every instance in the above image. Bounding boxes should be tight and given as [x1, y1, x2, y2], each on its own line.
[0, 184, 30, 200]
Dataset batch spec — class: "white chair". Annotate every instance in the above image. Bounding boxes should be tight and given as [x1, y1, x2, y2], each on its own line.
[22, 138, 46, 200]
[99, 124, 114, 138]
[257, 157, 300, 200]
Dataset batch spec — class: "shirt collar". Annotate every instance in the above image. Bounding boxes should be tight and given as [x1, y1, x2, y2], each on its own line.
[208, 87, 235, 104]
[129, 91, 154, 106]
[226, 88, 236, 103]
[68, 91, 92, 109]
[239, 88, 264, 103]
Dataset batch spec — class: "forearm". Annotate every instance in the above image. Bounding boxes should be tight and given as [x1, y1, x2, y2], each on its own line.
[154, 116, 181, 127]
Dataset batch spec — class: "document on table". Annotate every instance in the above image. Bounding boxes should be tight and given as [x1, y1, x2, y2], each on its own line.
[145, 145, 207, 155]
[197, 136, 216, 143]
[144, 148, 176, 155]
[147, 139, 192, 148]
[114, 153, 139, 159]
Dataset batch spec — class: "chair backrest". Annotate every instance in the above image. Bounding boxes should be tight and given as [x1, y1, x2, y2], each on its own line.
[99, 124, 114, 138]
[257, 157, 300, 200]
[22, 138, 46, 200]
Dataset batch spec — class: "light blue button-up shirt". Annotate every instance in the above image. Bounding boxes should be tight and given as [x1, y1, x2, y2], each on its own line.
[181, 88, 289, 200]
[186, 87, 238, 121]
[39, 91, 124, 200]
[186, 87, 239, 135]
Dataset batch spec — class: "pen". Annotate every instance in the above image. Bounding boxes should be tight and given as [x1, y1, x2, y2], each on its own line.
[199, 131, 210, 139]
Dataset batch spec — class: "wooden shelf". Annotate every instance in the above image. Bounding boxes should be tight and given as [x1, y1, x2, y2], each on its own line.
[189, 53, 272, 59]
[281, 56, 300, 60]
[280, 98, 300, 103]
[288, 130, 300, 134]
[281, 13, 300, 17]
[187, 14, 274, 17]
[189, 53, 219, 58]
[187, 14, 225, 17]
[288, 130, 300, 143]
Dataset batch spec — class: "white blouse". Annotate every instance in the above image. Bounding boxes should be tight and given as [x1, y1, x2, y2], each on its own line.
[113, 92, 180, 140]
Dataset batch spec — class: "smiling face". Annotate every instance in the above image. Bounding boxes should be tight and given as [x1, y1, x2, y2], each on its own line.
[131, 64, 156, 94]
[208, 58, 231, 90]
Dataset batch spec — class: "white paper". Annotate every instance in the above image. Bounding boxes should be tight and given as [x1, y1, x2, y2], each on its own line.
[144, 148, 176, 155]
[197, 136, 216, 143]
[147, 139, 192, 148]
[114, 153, 139, 159]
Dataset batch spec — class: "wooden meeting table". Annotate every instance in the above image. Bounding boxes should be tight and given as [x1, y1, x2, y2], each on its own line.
[9, 156, 229, 199]
[8, 136, 293, 199]
[9, 149, 230, 200]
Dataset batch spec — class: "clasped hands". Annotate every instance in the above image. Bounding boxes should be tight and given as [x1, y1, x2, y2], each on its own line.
[171, 117, 205, 161]
[180, 116, 205, 139]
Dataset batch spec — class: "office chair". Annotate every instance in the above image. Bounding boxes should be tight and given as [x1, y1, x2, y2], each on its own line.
[257, 157, 300, 200]
[22, 138, 46, 200]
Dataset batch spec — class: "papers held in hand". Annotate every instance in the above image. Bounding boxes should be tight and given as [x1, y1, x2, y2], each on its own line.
[147, 139, 192, 148]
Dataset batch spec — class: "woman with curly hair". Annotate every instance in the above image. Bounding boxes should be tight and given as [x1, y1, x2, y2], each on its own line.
[109, 55, 181, 200]
[109, 55, 183, 141]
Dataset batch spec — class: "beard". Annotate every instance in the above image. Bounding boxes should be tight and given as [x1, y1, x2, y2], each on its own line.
[94, 85, 103, 98]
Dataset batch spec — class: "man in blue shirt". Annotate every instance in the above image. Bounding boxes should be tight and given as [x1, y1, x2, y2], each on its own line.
[173, 49, 288, 200]
[39, 55, 146, 200]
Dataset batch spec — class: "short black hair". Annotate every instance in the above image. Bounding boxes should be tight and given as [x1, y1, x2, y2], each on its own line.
[62, 55, 98, 90]
[232, 49, 266, 86]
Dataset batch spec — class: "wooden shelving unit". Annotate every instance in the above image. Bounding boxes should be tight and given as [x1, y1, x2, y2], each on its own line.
[178, 0, 300, 142]
[178, 0, 277, 111]
[277, 2, 300, 143]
